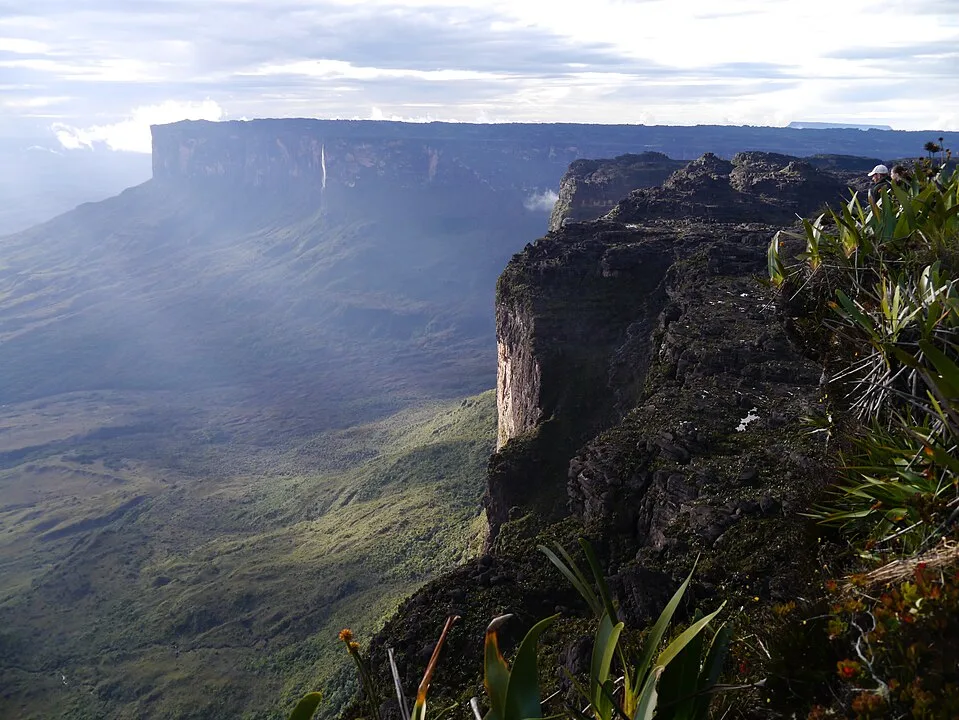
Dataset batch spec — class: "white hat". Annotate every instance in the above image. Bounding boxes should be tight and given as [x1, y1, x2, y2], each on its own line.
[869, 164, 890, 176]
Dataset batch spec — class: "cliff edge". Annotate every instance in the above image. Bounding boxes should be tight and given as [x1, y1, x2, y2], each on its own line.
[343, 152, 858, 719]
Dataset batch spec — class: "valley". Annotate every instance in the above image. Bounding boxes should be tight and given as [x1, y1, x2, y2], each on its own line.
[0, 386, 496, 719]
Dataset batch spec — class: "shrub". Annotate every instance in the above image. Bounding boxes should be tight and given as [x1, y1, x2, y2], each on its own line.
[826, 552, 959, 718]
[769, 158, 959, 552]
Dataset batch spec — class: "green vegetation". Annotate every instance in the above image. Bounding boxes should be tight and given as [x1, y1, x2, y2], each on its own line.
[770, 154, 958, 552]
[768, 150, 959, 717]
[315, 540, 728, 720]
[0, 390, 496, 720]
[541, 541, 728, 720]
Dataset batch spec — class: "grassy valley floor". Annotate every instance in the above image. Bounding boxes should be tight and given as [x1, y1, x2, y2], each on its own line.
[0, 389, 496, 720]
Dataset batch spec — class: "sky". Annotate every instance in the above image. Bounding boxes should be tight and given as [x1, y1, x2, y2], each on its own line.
[1, 0, 958, 153]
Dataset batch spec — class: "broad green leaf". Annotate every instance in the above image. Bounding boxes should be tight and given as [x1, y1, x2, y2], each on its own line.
[767, 233, 786, 285]
[657, 603, 726, 669]
[288, 692, 323, 720]
[918, 340, 959, 398]
[691, 624, 732, 720]
[484, 615, 513, 720]
[631, 562, 697, 697]
[590, 613, 624, 720]
[656, 630, 704, 720]
[632, 667, 662, 720]
[504, 614, 559, 720]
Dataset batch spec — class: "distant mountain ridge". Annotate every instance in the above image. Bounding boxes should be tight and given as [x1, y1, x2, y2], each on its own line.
[152, 119, 957, 193]
[0, 140, 150, 235]
[788, 121, 894, 130]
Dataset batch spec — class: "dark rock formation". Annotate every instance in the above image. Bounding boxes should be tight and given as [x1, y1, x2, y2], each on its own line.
[606, 151, 846, 225]
[548, 153, 683, 231]
[341, 149, 925, 719]
[486, 152, 844, 544]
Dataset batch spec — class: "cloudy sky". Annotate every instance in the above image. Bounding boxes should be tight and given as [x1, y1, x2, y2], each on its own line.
[1, 0, 957, 152]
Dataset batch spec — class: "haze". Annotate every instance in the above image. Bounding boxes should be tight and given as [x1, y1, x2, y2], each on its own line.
[2, 0, 956, 231]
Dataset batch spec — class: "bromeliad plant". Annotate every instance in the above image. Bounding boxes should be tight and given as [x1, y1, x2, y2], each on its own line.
[769, 158, 959, 552]
[540, 539, 730, 720]
[303, 539, 730, 720]
[477, 613, 559, 720]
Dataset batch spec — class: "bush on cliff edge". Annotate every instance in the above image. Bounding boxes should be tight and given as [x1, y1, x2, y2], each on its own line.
[769, 151, 959, 718]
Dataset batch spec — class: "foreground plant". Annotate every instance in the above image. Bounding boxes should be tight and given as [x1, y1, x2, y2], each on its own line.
[824, 548, 959, 718]
[287, 618, 459, 720]
[769, 158, 959, 552]
[340, 628, 381, 720]
[540, 539, 730, 720]
[478, 613, 558, 720]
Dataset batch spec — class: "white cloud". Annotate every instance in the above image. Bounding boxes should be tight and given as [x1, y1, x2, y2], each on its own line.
[243, 58, 505, 83]
[0, 57, 159, 83]
[52, 100, 225, 153]
[3, 95, 72, 109]
[524, 189, 558, 212]
[0, 37, 51, 54]
[0, 0, 957, 132]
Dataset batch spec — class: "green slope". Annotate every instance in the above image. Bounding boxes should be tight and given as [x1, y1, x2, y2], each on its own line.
[0, 390, 495, 719]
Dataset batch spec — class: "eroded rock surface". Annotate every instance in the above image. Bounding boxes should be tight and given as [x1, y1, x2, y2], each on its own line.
[486, 152, 844, 544]
[607, 151, 846, 224]
[548, 153, 683, 231]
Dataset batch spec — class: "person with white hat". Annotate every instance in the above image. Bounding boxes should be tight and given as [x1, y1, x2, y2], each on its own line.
[868, 163, 892, 202]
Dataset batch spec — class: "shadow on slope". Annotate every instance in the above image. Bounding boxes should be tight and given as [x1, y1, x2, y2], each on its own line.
[0, 390, 496, 720]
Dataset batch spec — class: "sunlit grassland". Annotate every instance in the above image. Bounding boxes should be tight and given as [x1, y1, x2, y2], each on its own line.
[0, 390, 496, 720]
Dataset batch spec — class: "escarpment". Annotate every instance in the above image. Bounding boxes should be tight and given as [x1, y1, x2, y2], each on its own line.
[342, 152, 866, 719]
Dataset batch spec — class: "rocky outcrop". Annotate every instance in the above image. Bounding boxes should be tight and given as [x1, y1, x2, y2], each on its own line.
[606, 151, 846, 225]
[565, 232, 827, 606]
[485, 152, 847, 543]
[547, 153, 683, 231]
[489, 225, 678, 531]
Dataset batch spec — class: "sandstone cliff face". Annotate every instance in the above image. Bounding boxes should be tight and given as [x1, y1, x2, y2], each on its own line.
[547, 152, 683, 231]
[151, 119, 942, 199]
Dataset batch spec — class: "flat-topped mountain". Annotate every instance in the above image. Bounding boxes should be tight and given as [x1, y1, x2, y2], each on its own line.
[152, 119, 956, 193]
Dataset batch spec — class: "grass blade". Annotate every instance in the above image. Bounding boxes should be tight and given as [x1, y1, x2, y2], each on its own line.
[579, 538, 619, 623]
[539, 544, 603, 618]
[388, 648, 411, 720]
[631, 562, 696, 697]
